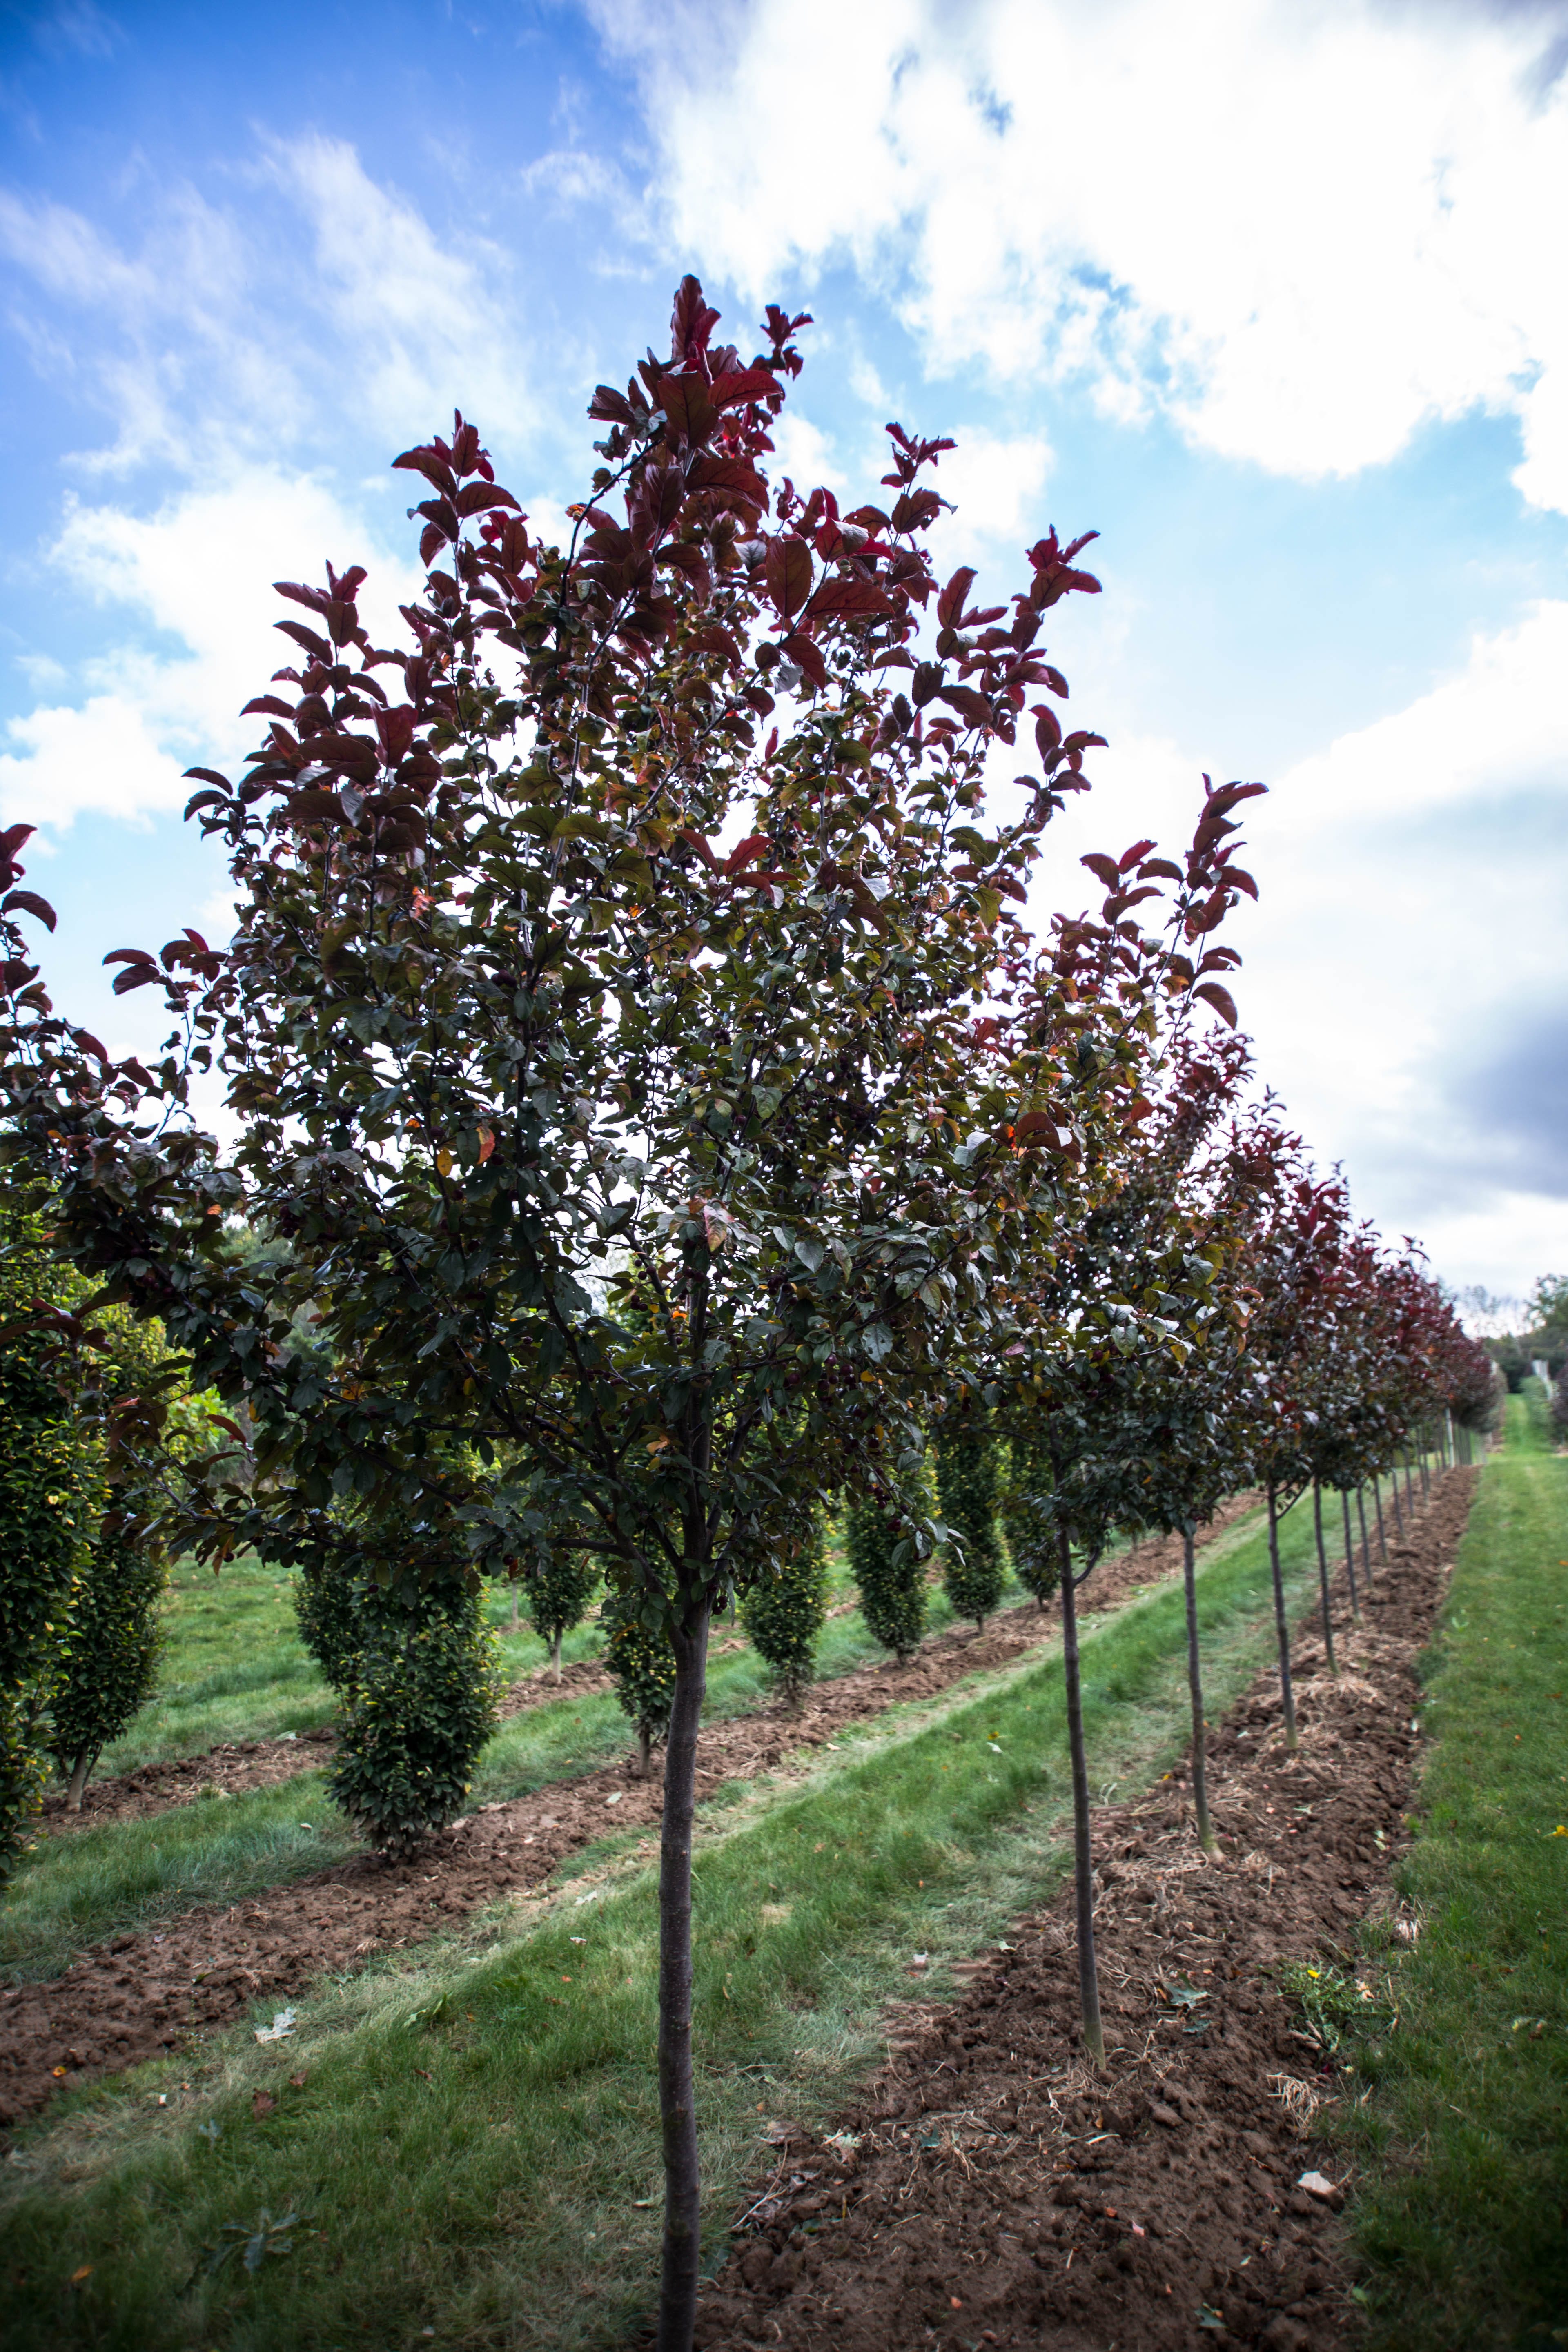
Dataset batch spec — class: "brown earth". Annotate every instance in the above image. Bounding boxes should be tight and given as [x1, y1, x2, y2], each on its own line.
[37, 1729, 340, 1832]
[0, 1499, 1260, 2131]
[686, 1466, 1474, 2352]
[39, 1653, 627, 1836]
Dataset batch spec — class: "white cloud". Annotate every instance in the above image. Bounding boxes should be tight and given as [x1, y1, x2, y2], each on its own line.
[263, 135, 536, 445]
[1024, 596, 1568, 1291]
[924, 428, 1052, 566]
[0, 134, 535, 474]
[592, 0, 1568, 508]
[0, 470, 416, 831]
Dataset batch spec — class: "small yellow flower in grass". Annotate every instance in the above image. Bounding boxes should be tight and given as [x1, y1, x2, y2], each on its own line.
[1552, 1826, 1568, 1837]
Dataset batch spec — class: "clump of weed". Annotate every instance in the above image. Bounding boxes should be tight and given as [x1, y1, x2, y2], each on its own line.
[1276, 1956, 1395, 2056]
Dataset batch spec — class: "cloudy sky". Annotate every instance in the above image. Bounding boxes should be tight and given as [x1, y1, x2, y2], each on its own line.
[2, 0, 1565, 1299]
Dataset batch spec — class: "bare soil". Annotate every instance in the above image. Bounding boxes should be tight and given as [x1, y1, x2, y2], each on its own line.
[686, 1467, 1475, 2352]
[37, 1730, 339, 1832]
[40, 1653, 631, 1835]
[0, 1500, 1257, 2131]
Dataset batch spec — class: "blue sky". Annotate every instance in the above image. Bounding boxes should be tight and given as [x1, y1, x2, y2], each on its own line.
[2, 0, 1566, 1303]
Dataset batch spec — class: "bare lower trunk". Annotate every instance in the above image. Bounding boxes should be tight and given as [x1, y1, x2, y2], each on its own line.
[1373, 1476, 1388, 1563]
[638, 1724, 653, 1779]
[1312, 1482, 1338, 1675]
[1403, 1447, 1416, 1513]
[1266, 1483, 1298, 1751]
[1356, 1487, 1372, 1587]
[65, 1750, 94, 1812]
[656, 1599, 711, 2352]
[1058, 1525, 1105, 2065]
[550, 1631, 562, 1681]
[1182, 1528, 1216, 1852]
[510, 1586, 519, 1633]
[1420, 1436, 1431, 1501]
[1389, 1460, 1405, 1539]
[1341, 1487, 1362, 1619]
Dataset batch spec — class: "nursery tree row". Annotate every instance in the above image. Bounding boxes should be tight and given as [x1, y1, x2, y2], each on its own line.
[0, 274, 1494, 2352]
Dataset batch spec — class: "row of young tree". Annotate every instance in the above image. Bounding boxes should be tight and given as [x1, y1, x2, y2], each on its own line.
[0, 276, 1495, 2350]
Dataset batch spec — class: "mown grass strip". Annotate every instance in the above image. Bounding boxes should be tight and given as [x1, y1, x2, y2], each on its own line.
[0, 1493, 1323, 2352]
[1343, 1392, 1568, 2348]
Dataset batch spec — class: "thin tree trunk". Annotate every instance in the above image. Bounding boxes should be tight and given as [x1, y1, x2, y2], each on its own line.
[1356, 1486, 1372, 1587]
[1420, 1434, 1431, 1500]
[1266, 1483, 1299, 1752]
[510, 1585, 519, 1633]
[638, 1724, 653, 1779]
[656, 1598, 711, 2352]
[1389, 1459, 1405, 1539]
[65, 1750, 94, 1812]
[550, 1631, 562, 1681]
[1341, 1486, 1362, 1620]
[1182, 1527, 1217, 1852]
[1403, 1446, 1416, 1513]
[1312, 1481, 1338, 1675]
[1058, 1524, 1105, 2064]
[1373, 1474, 1388, 1563]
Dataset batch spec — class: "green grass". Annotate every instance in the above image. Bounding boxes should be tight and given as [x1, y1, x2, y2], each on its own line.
[1339, 1388, 1568, 2349]
[0, 1486, 1325, 2351]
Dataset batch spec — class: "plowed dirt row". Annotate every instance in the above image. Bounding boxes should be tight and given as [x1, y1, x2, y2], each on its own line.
[40, 1655, 626, 1834]
[686, 1468, 1474, 2352]
[0, 1501, 1261, 2131]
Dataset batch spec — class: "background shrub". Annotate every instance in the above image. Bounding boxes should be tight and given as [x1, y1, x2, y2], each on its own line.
[605, 1608, 677, 1776]
[935, 1418, 1006, 1627]
[327, 1578, 500, 1858]
[741, 1516, 828, 1707]
[1000, 1436, 1063, 1607]
[49, 1520, 165, 1808]
[845, 1497, 927, 1661]
[0, 1205, 100, 1880]
[528, 1543, 599, 1675]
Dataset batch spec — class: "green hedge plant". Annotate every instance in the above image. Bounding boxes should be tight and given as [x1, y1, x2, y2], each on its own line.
[741, 1515, 828, 1708]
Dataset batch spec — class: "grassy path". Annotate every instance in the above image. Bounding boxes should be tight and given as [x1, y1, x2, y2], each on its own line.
[0, 1487, 1334, 2350]
[1345, 1391, 1568, 2347]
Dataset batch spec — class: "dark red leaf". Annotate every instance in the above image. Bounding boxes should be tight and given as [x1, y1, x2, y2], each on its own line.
[937, 685, 993, 728]
[655, 374, 717, 447]
[393, 446, 459, 497]
[937, 567, 977, 629]
[274, 620, 333, 662]
[710, 367, 780, 410]
[782, 632, 828, 690]
[1193, 980, 1238, 1026]
[455, 483, 522, 519]
[806, 577, 894, 624]
[2, 889, 55, 931]
[764, 538, 814, 622]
